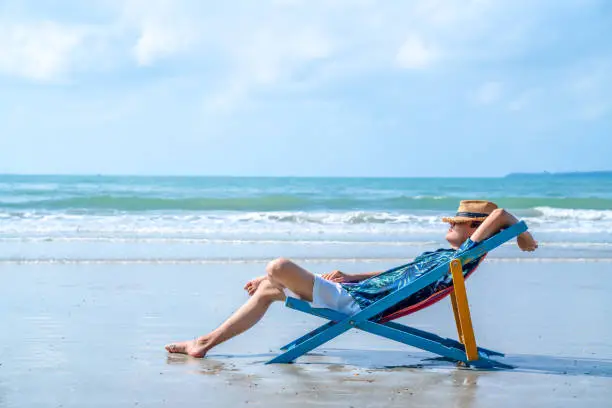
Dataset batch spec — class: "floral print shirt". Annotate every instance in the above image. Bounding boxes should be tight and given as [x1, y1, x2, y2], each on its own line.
[340, 238, 482, 315]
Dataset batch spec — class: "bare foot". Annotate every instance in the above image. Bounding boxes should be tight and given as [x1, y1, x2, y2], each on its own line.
[165, 339, 209, 358]
[244, 275, 267, 296]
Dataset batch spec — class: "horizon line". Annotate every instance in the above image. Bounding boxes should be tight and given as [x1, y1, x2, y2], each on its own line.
[0, 173, 500, 179]
[0, 170, 611, 179]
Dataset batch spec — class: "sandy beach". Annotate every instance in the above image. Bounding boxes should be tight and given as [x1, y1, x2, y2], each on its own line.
[1, 260, 611, 407]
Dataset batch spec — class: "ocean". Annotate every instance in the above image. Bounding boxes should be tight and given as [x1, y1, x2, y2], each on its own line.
[1, 174, 611, 263]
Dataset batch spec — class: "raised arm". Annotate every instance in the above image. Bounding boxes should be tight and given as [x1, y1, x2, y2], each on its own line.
[470, 208, 538, 251]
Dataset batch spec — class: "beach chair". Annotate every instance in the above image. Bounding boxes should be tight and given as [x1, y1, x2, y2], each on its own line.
[266, 221, 528, 368]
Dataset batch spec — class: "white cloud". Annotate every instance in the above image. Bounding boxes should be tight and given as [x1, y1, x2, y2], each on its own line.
[395, 35, 438, 69]
[1, 0, 609, 124]
[238, 27, 332, 85]
[0, 21, 88, 81]
[566, 58, 612, 120]
[121, 0, 201, 66]
[202, 26, 333, 112]
[580, 102, 609, 120]
[472, 81, 503, 105]
[0, 1, 550, 85]
[508, 88, 541, 111]
[133, 23, 193, 66]
[203, 82, 247, 113]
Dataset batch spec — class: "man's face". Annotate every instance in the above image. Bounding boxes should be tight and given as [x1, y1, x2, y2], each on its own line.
[445, 221, 478, 249]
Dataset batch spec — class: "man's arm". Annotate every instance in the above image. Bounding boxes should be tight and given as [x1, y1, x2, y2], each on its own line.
[321, 269, 383, 283]
[348, 270, 384, 281]
[470, 208, 538, 251]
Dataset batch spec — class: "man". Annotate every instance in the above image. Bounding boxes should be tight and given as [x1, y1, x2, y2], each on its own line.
[166, 200, 538, 358]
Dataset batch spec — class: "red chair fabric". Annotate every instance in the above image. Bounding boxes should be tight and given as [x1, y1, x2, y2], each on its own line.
[379, 256, 487, 323]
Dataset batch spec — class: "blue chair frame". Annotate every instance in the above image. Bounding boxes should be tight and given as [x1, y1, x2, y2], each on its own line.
[266, 221, 528, 368]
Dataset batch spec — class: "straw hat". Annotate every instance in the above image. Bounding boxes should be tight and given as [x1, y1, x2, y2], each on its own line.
[442, 200, 498, 223]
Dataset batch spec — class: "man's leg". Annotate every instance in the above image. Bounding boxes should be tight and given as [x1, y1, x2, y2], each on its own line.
[165, 258, 316, 357]
[266, 258, 315, 301]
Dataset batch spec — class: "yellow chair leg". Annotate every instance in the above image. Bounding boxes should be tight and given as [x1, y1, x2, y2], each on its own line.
[450, 291, 464, 343]
[450, 259, 479, 361]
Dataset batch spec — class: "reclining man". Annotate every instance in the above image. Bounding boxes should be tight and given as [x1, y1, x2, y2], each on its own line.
[166, 200, 538, 357]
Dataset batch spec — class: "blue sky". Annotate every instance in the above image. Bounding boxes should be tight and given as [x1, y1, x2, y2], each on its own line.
[0, 0, 611, 177]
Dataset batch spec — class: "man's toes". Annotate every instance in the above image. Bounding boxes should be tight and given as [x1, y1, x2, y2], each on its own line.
[166, 343, 183, 353]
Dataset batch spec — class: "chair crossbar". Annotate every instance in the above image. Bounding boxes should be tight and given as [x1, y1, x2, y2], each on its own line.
[270, 297, 506, 367]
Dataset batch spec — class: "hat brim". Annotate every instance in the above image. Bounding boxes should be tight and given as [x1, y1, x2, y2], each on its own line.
[442, 216, 488, 223]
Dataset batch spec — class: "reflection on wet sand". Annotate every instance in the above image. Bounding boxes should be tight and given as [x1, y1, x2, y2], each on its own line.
[159, 348, 612, 407]
[163, 351, 489, 407]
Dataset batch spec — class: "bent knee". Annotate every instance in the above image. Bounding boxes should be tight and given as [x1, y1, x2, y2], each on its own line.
[266, 257, 293, 280]
[255, 280, 285, 303]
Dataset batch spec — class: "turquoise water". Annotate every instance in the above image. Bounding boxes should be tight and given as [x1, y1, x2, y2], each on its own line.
[1, 174, 611, 262]
[3, 174, 612, 211]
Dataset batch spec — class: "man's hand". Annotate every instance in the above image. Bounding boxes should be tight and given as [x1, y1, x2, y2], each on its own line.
[244, 275, 266, 296]
[321, 270, 357, 283]
[517, 232, 538, 252]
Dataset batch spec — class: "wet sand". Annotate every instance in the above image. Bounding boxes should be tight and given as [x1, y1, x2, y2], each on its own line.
[1, 260, 611, 407]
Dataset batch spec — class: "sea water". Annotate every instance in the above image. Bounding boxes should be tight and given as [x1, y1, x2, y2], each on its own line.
[1, 174, 611, 263]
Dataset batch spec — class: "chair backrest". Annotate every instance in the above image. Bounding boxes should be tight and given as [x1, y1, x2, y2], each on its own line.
[356, 221, 527, 324]
[379, 255, 486, 323]
[378, 219, 529, 323]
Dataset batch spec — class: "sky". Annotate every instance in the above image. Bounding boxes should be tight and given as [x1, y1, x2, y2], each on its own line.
[0, 0, 611, 177]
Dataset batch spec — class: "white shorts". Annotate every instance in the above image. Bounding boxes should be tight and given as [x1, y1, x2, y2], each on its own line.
[284, 275, 362, 316]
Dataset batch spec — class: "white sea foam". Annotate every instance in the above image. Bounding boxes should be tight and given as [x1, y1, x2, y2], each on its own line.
[0, 236, 438, 246]
[533, 206, 612, 221]
[1, 209, 610, 262]
[1, 209, 611, 242]
[2, 257, 611, 265]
